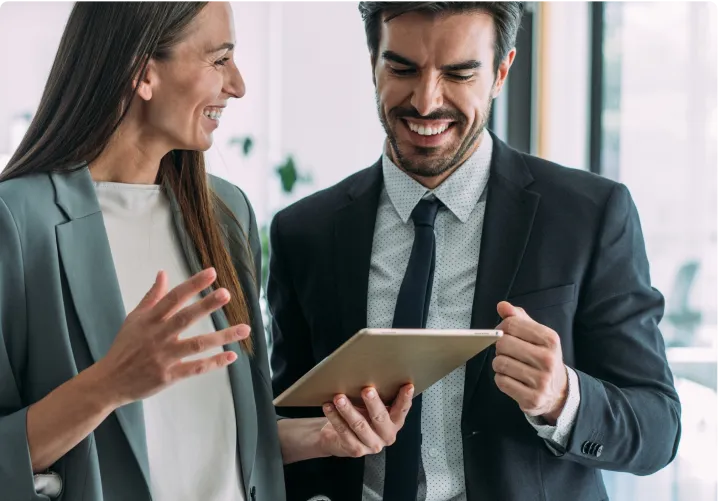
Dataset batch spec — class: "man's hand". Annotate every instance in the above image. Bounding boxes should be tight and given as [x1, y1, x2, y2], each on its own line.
[492, 301, 568, 425]
[319, 384, 414, 457]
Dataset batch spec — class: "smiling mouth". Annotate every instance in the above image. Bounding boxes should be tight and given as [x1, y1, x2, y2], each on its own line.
[203, 106, 224, 121]
[402, 119, 455, 137]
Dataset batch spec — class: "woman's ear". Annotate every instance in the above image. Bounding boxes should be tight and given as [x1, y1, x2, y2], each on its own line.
[133, 58, 156, 101]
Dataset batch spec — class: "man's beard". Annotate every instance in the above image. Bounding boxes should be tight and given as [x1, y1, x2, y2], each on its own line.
[376, 96, 493, 178]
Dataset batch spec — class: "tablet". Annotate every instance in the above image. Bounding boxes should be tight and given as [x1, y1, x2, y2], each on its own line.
[273, 328, 502, 407]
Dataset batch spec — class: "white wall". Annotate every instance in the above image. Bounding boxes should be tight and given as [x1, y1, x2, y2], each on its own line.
[539, 2, 591, 170]
[0, 1, 72, 155]
[210, 2, 385, 225]
[206, 2, 274, 225]
[276, 2, 385, 201]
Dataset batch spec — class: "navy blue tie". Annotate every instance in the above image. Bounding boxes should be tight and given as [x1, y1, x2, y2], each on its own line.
[383, 198, 442, 501]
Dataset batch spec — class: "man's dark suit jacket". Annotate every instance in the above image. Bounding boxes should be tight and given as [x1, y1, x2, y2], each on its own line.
[268, 132, 681, 501]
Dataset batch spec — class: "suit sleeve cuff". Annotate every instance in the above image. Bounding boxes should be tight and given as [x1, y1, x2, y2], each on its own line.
[0, 407, 51, 499]
[525, 366, 581, 454]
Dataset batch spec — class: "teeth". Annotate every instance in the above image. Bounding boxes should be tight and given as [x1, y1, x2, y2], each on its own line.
[204, 108, 223, 120]
[407, 122, 449, 136]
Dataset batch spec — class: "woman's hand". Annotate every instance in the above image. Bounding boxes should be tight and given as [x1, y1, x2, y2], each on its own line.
[27, 267, 250, 473]
[97, 267, 250, 407]
[277, 384, 415, 465]
[318, 384, 414, 457]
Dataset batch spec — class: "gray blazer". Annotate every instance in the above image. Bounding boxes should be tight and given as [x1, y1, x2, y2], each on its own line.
[0, 166, 285, 501]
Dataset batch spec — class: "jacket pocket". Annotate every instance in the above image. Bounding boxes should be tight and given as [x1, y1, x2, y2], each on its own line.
[507, 284, 576, 312]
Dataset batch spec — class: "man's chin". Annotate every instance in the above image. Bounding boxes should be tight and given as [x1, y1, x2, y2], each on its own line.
[396, 157, 457, 178]
[392, 145, 456, 173]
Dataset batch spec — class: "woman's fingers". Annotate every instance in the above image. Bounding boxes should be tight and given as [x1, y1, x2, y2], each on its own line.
[172, 325, 251, 359]
[151, 268, 218, 321]
[164, 288, 229, 336]
[322, 402, 372, 458]
[360, 387, 396, 445]
[332, 395, 386, 454]
[169, 351, 237, 381]
[388, 384, 414, 427]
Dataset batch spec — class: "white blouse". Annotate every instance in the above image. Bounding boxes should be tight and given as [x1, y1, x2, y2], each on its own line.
[95, 182, 245, 501]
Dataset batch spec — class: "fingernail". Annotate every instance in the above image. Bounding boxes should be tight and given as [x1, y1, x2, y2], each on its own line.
[323, 404, 333, 413]
[366, 389, 376, 399]
[206, 267, 216, 278]
[336, 397, 346, 407]
[407, 386, 415, 397]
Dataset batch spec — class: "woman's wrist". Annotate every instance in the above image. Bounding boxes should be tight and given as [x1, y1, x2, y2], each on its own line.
[278, 417, 331, 465]
[80, 361, 126, 413]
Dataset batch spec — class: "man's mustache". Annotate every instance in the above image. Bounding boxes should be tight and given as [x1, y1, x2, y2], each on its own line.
[390, 107, 466, 124]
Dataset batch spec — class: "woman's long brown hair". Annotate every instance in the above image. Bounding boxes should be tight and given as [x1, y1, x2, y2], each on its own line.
[0, 2, 253, 353]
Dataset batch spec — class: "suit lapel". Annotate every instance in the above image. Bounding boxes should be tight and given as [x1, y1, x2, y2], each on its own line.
[333, 163, 384, 344]
[166, 189, 257, 496]
[51, 167, 152, 493]
[463, 136, 541, 411]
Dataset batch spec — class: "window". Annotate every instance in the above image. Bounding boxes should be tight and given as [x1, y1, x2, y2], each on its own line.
[594, 3, 717, 499]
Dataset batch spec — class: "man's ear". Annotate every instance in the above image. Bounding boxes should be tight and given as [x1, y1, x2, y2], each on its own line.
[491, 48, 516, 99]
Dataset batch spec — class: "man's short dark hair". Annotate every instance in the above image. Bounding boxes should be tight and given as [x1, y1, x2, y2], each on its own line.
[358, 2, 524, 75]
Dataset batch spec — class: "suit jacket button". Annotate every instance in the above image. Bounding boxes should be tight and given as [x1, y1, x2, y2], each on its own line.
[581, 441, 591, 454]
[596, 445, 604, 457]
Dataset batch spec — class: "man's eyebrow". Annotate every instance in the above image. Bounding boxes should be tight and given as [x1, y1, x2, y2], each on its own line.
[382, 50, 418, 67]
[441, 60, 481, 72]
[382, 51, 482, 72]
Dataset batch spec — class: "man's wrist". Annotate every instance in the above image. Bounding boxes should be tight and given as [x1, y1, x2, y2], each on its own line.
[542, 365, 569, 425]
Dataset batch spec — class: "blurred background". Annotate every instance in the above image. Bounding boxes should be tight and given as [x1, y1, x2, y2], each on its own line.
[0, 2, 715, 499]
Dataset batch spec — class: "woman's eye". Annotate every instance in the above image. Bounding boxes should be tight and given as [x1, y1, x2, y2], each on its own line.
[215, 57, 230, 66]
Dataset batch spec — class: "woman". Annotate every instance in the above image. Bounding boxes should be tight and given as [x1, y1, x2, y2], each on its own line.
[0, 3, 410, 501]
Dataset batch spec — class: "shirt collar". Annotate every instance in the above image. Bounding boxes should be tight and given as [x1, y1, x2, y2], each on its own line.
[381, 131, 493, 223]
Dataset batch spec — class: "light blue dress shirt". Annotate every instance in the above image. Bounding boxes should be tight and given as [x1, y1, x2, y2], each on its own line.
[362, 132, 580, 501]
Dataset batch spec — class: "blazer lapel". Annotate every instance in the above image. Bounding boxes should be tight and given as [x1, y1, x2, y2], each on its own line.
[166, 189, 257, 496]
[463, 135, 541, 411]
[333, 162, 384, 344]
[51, 167, 152, 493]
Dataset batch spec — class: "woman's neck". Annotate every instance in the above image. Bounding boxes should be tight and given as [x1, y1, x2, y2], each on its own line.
[89, 124, 170, 185]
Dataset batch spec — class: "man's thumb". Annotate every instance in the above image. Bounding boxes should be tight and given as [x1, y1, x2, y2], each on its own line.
[497, 301, 528, 320]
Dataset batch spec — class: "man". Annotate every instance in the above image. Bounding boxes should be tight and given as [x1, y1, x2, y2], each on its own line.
[268, 2, 681, 500]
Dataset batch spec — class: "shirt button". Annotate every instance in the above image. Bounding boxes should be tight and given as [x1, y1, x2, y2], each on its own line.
[429, 447, 438, 458]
